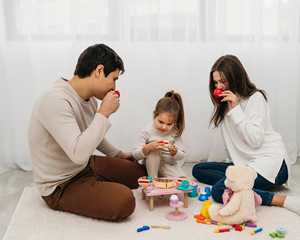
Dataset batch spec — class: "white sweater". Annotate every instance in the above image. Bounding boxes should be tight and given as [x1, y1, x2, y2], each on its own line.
[221, 92, 291, 185]
[132, 123, 185, 164]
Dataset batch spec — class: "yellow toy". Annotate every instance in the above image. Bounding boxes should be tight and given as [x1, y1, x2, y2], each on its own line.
[201, 200, 211, 219]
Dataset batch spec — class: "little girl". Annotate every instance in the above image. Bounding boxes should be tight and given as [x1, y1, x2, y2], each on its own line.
[192, 54, 300, 216]
[133, 90, 186, 178]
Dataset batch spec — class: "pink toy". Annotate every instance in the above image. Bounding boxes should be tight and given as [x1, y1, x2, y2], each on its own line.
[213, 88, 223, 98]
[166, 201, 187, 221]
[138, 177, 192, 211]
[170, 195, 179, 204]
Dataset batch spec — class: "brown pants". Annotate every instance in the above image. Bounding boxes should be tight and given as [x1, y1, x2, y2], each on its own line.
[42, 155, 147, 221]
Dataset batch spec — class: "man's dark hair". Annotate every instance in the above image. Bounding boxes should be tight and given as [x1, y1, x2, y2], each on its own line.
[74, 44, 124, 78]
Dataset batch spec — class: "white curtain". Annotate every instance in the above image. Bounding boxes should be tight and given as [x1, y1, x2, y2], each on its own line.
[0, 0, 299, 174]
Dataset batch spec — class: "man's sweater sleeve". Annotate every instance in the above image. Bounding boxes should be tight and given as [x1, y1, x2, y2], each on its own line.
[38, 91, 111, 164]
[132, 130, 148, 160]
[96, 138, 120, 157]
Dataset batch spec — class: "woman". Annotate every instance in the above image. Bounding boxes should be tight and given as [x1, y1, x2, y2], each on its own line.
[192, 55, 299, 215]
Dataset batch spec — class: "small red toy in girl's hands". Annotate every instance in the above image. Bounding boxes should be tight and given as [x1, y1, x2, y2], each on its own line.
[115, 90, 120, 98]
[213, 88, 223, 98]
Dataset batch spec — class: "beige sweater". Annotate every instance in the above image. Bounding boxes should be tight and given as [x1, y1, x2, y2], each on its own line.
[28, 78, 120, 196]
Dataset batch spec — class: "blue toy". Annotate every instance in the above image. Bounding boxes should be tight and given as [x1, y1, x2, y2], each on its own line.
[137, 226, 150, 232]
[204, 187, 211, 196]
[198, 192, 208, 201]
[276, 227, 286, 235]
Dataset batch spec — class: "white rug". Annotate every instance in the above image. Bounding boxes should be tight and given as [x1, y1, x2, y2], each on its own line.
[4, 185, 300, 240]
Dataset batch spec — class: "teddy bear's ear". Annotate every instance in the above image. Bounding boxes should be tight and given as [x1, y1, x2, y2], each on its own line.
[249, 167, 257, 179]
[226, 166, 236, 182]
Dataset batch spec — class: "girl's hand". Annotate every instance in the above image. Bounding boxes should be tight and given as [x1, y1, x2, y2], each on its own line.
[142, 140, 164, 156]
[168, 145, 177, 156]
[147, 140, 165, 151]
[220, 90, 238, 109]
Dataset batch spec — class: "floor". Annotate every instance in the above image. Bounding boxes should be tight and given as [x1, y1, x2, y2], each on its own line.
[1, 160, 300, 239]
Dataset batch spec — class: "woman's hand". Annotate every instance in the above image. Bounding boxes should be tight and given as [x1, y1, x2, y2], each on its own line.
[220, 90, 238, 109]
[168, 145, 177, 156]
[142, 140, 164, 156]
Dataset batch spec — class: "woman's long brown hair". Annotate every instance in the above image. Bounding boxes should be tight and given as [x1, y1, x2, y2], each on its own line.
[209, 55, 267, 128]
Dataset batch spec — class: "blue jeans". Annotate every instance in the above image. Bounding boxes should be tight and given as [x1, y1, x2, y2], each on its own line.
[192, 160, 288, 206]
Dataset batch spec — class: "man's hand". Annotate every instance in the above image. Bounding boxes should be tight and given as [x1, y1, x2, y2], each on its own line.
[97, 91, 120, 118]
[116, 151, 137, 162]
[220, 90, 238, 109]
[168, 144, 177, 156]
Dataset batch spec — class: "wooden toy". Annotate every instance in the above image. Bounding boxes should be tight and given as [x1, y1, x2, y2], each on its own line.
[151, 225, 170, 229]
[158, 140, 169, 147]
[251, 228, 263, 235]
[213, 88, 223, 98]
[138, 176, 151, 193]
[138, 177, 192, 211]
[153, 178, 176, 188]
[177, 176, 189, 185]
[166, 200, 187, 221]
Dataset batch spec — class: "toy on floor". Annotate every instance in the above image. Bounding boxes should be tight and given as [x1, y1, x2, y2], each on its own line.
[115, 90, 120, 98]
[166, 196, 187, 221]
[276, 227, 286, 235]
[208, 165, 262, 225]
[214, 228, 230, 233]
[207, 220, 222, 226]
[251, 228, 263, 235]
[196, 219, 211, 225]
[137, 226, 150, 232]
[204, 187, 211, 196]
[269, 232, 284, 238]
[213, 88, 223, 98]
[151, 225, 170, 229]
[199, 192, 208, 201]
[246, 222, 257, 228]
[201, 200, 211, 219]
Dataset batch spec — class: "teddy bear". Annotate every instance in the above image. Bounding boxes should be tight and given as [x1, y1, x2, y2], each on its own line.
[208, 165, 261, 225]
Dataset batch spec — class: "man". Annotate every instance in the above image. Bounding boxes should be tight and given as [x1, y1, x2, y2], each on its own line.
[28, 44, 147, 221]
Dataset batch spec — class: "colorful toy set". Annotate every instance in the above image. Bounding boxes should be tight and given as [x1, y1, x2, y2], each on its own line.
[137, 176, 193, 211]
